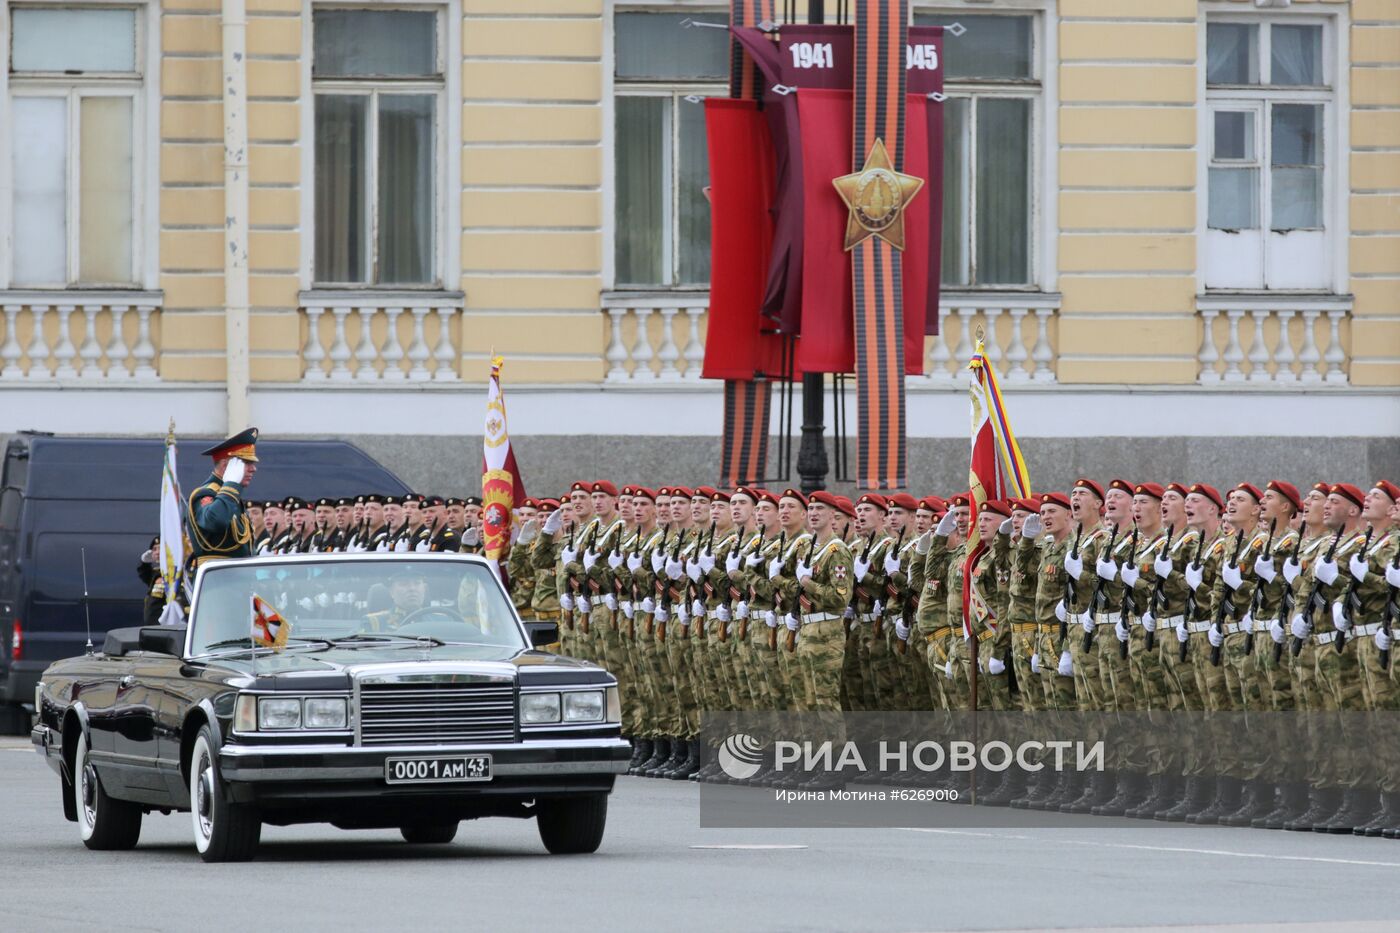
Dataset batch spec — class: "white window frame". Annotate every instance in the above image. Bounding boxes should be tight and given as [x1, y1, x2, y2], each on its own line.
[606, 1, 727, 291]
[0, 0, 160, 291]
[1198, 4, 1348, 295]
[298, 0, 461, 292]
[915, 1, 1054, 292]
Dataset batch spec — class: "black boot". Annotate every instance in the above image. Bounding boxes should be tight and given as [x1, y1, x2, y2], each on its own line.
[1187, 776, 1241, 825]
[1156, 776, 1212, 822]
[1029, 769, 1071, 811]
[970, 769, 1006, 805]
[1011, 768, 1050, 809]
[1220, 780, 1275, 827]
[1127, 774, 1173, 819]
[1058, 771, 1100, 814]
[1255, 781, 1309, 830]
[1283, 786, 1342, 831]
[1319, 787, 1379, 834]
[639, 737, 670, 776]
[1095, 771, 1147, 818]
[981, 769, 1026, 808]
[1355, 791, 1400, 837]
[653, 737, 686, 778]
[669, 740, 702, 780]
[628, 738, 652, 774]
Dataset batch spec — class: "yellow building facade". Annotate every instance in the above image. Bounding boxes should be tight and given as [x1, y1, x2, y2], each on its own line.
[0, 0, 1395, 476]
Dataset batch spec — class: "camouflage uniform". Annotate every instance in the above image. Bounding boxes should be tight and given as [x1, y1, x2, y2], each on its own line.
[794, 533, 855, 743]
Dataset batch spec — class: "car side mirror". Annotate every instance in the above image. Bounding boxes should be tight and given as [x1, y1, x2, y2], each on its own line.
[138, 626, 186, 656]
[524, 621, 559, 649]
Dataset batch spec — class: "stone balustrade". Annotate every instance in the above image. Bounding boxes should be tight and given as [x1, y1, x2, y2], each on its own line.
[1197, 297, 1352, 385]
[0, 293, 161, 381]
[300, 293, 464, 382]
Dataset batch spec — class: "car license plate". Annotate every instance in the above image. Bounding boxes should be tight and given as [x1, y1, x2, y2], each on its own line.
[384, 754, 492, 785]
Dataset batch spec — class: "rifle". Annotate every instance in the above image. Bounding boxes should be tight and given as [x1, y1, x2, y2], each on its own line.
[1060, 523, 1083, 646]
[786, 536, 817, 653]
[1118, 523, 1140, 660]
[563, 523, 580, 634]
[1273, 540, 1301, 665]
[1179, 535, 1204, 664]
[1381, 543, 1400, 670]
[1333, 527, 1374, 654]
[847, 531, 877, 637]
[1292, 528, 1343, 658]
[767, 531, 787, 651]
[659, 530, 684, 642]
[874, 527, 907, 640]
[1144, 524, 1175, 653]
[1209, 530, 1247, 667]
[1082, 524, 1121, 654]
[1243, 519, 1276, 657]
[736, 530, 762, 643]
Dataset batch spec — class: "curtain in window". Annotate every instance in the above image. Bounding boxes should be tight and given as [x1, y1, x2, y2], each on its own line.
[1272, 103, 1322, 230]
[1271, 25, 1321, 87]
[615, 96, 667, 285]
[1207, 23, 1257, 85]
[79, 96, 133, 284]
[314, 95, 367, 283]
[975, 98, 1030, 286]
[377, 95, 435, 284]
[676, 98, 711, 285]
[940, 97, 969, 287]
[11, 97, 68, 286]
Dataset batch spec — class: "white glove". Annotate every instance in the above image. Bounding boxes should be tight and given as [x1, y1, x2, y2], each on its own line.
[725, 551, 742, 574]
[561, 546, 577, 565]
[716, 605, 730, 623]
[1080, 612, 1095, 634]
[1096, 556, 1117, 582]
[1185, 563, 1204, 591]
[1121, 563, 1141, 588]
[895, 619, 910, 641]
[413, 539, 430, 553]
[685, 560, 702, 583]
[884, 551, 902, 575]
[1349, 553, 1368, 583]
[795, 559, 812, 584]
[735, 601, 749, 619]
[872, 599, 885, 618]
[1207, 626, 1224, 648]
[621, 601, 634, 620]
[577, 596, 591, 614]
[627, 552, 643, 573]
[298, 597, 313, 610]
[1175, 621, 1189, 644]
[1064, 550, 1084, 581]
[853, 557, 870, 582]
[607, 551, 623, 570]
[691, 598, 705, 618]
[393, 538, 409, 554]
[1153, 551, 1173, 579]
[767, 556, 784, 581]
[1057, 651, 1073, 677]
[650, 550, 665, 574]
[223, 457, 247, 485]
[666, 558, 684, 581]
[999, 517, 1013, 535]
[1142, 612, 1156, 633]
[915, 531, 934, 554]
[640, 597, 655, 614]
[315, 591, 330, 608]
[542, 510, 563, 535]
[374, 540, 389, 553]
[1376, 628, 1393, 652]
[1314, 557, 1339, 586]
[1290, 614, 1311, 641]
[843, 606, 856, 622]
[674, 604, 689, 625]
[1115, 618, 1130, 643]
[944, 659, 954, 680]
[1022, 514, 1044, 539]
[1254, 554, 1277, 584]
[1387, 563, 1400, 589]
[1332, 601, 1350, 633]
[603, 594, 617, 612]
[518, 520, 539, 546]
[746, 552, 763, 568]
[1030, 653, 1041, 674]
[1270, 618, 1285, 644]
[1054, 600, 1067, 623]
[559, 593, 574, 612]
[699, 553, 716, 574]
[935, 512, 957, 537]
[1222, 563, 1243, 590]
[1240, 612, 1255, 634]
[654, 605, 668, 623]
[785, 614, 799, 632]
[1282, 556, 1302, 586]
[765, 611, 778, 629]
[988, 656, 1006, 675]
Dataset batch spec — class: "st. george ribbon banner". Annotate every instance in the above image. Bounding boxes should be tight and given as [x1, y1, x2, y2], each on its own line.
[702, 10, 944, 489]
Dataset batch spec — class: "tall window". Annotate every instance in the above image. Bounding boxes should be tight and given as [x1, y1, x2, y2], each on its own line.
[612, 11, 728, 288]
[6, 6, 144, 288]
[914, 12, 1037, 289]
[1205, 18, 1332, 291]
[312, 9, 442, 287]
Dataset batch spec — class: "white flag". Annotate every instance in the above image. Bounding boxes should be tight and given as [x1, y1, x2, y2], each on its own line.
[159, 435, 186, 624]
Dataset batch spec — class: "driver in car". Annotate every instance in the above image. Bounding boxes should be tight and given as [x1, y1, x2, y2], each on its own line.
[363, 567, 430, 632]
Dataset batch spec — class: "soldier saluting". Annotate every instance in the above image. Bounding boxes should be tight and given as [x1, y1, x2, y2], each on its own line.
[187, 427, 259, 567]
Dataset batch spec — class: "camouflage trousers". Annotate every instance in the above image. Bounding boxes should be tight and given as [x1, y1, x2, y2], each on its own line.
[1356, 627, 1400, 792]
[963, 633, 1011, 712]
[1313, 632, 1370, 790]
[797, 618, 847, 746]
[1010, 627, 1043, 713]
[1034, 630, 1076, 713]
[661, 623, 701, 738]
[1251, 618, 1295, 711]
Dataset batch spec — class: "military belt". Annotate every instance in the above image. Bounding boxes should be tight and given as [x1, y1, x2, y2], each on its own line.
[1354, 623, 1381, 637]
[1219, 622, 1241, 635]
[975, 629, 995, 643]
[801, 612, 842, 626]
[1187, 620, 1212, 634]
[1315, 630, 1345, 645]
[1011, 623, 1040, 634]
[925, 626, 954, 643]
[1094, 612, 1122, 625]
[533, 609, 561, 620]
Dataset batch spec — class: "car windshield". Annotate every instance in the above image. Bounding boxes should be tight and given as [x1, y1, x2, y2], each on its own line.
[188, 557, 525, 655]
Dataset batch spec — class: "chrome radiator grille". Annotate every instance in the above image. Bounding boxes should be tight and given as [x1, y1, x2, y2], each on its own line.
[357, 681, 518, 746]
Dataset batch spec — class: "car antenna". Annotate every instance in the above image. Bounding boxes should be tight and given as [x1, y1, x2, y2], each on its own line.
[81, 547, 94, 655]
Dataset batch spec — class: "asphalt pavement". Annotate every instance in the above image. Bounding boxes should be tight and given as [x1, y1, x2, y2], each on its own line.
[3, 736, 1399, 933]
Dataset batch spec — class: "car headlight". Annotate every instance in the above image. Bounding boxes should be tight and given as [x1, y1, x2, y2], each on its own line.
[563, 690, 604, 723]
[303, 697, 348, 730]
[257, 697, 302, 730]
[605, 686, 621, 724]
[521, 692, 561, 724]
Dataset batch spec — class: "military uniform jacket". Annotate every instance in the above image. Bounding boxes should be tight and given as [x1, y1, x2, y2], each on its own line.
[772, 532, 814, 615]
[1294, 528, 1370, 635]
[1007, 531, 1044, 627]
[884, 535, 921, 623]
[1089, 524, 1141, 620]
[915, 533, 959, 634]
[852, 532, 892, 617]
[1033, 534, 1075, 630]
[1354, 529, 1399, 624]
[745, 531, 786, 612]
[1208, 523, 1272, 626]
[1250, 528, 1302, 622]
[797, 535, 854, 617]
[1066, 524, 1110, 617]
[187, 473, 252, 564]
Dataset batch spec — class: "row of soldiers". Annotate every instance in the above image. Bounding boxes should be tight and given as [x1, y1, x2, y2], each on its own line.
[245, 494, 495, 555]
[506, 477, 1400, 836]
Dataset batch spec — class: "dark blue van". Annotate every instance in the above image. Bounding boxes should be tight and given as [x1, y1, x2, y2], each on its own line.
[0, 432, 411, 732]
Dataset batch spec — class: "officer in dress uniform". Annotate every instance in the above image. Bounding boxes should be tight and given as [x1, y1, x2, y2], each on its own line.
[186, 428, 259, 568]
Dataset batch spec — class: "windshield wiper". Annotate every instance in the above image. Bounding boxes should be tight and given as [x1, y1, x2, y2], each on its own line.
[331, 633, 447, 648]
[200, 636, 334, 653]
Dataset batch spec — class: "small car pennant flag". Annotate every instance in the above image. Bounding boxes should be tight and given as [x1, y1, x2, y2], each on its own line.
[251, 593, 291, 652]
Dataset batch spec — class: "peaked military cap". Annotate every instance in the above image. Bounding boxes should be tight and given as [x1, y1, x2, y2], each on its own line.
[201, 427, 259, 462]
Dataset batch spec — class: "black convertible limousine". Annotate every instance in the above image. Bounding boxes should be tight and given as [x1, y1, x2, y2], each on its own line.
[31, 553, 629, 861]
